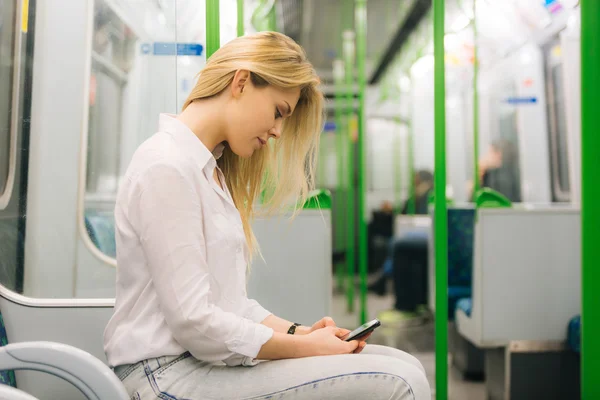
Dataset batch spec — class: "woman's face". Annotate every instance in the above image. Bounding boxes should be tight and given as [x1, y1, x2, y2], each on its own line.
[226, 70, 301, 158]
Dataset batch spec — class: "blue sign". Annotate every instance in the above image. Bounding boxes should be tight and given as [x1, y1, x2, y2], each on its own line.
[324, 121, 336, 131]
[149, 43, 204, 56]
[505, 97, 537, 105]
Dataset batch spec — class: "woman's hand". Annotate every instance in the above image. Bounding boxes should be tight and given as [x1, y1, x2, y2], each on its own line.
[304, 317, 372, 354]
[304, 326, 360, 356]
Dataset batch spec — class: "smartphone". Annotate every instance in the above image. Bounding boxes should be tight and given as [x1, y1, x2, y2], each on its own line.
[340, 318, 381, 342]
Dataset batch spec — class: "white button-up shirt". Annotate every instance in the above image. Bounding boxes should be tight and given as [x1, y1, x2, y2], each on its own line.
[103, 114, 274, 368]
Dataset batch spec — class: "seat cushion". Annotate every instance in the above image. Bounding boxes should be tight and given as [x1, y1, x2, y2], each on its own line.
[568, 315, 580, 354]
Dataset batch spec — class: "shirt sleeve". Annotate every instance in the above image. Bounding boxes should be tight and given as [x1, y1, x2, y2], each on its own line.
[131, 162, 274, 363]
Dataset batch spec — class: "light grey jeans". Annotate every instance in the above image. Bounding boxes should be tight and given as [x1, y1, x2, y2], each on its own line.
[114, 344, 431, 399]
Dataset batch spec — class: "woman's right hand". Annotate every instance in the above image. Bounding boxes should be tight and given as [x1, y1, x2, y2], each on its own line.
[304, 326, 359, 356]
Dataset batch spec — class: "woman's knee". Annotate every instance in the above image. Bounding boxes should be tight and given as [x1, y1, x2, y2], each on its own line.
[362, 345, 426, 376]
[375, 358, 431, 400]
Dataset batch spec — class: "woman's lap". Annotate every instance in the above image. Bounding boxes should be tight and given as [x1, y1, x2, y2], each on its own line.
[121, 345, 430, 400]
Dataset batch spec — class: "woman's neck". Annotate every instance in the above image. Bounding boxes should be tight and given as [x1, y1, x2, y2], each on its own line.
[177, 99, 227, 152]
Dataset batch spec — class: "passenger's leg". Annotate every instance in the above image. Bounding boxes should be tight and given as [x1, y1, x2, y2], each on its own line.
[124, 350, 431, 400]
[360, 344, 426, 375]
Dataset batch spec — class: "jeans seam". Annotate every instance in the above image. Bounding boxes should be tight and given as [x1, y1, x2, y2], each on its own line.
[243, 371, 415, 400]
[143, 360, 185, 400]
[115, 364, 139, 382]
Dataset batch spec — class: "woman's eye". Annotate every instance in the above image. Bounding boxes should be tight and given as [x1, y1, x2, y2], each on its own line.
[275, 108, 282, 119]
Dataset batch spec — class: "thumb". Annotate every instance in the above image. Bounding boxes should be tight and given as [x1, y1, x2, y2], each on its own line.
[323, 317, 336, 327]
[347, 340, 360, 351]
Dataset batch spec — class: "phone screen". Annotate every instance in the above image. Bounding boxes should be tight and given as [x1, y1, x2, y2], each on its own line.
[341, 319, 381, 341]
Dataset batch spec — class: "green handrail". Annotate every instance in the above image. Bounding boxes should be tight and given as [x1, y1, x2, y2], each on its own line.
[303, 189, 332, 210]
[581, 1, 600, 398]
[394, 123, 403, 209]
[407, 120, 416, 215]
[433, 0, 448, 399]
[334, 59, 346, 293]
[343, 30, 356, 314]
[237, 0, 244, 36]
[355, 0, 368, 325]
[206, 0, 220, 59]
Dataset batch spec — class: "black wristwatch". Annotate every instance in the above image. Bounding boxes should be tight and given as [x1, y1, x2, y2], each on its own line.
[287, 322, 302, 335]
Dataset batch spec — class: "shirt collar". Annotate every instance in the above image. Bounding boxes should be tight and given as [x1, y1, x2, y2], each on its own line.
[158, 113, 225, 168]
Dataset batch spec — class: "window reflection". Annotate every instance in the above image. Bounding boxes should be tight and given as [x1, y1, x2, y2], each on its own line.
[84, 1, 137, 257]
[0, 0, 16, 197]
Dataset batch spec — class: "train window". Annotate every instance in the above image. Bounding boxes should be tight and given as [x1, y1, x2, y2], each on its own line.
[545, 42, 571, 202]
[84, 1, 137, 258]
[485, 82, 522, 202]
[0, 0, 17, 202]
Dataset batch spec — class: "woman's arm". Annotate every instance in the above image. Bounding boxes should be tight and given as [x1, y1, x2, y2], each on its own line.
[260, 314, 311, 335]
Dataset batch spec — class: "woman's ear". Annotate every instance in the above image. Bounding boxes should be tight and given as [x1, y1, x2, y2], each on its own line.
[231, 69, 251, 98]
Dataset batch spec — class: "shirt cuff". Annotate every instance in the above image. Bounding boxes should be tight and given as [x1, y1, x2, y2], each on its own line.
[225, 320, 274, 360]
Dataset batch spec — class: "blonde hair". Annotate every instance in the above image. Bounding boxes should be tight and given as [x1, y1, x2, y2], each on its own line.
[182, 31, 323, 255]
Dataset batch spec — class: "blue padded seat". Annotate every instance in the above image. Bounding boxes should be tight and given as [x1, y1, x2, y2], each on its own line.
[0, 312, 16, 387]
[84, 211, 116, 258]
[456, 297, 472, 318]
[568, 315, 580, 354]
[447, 208, 476, 320]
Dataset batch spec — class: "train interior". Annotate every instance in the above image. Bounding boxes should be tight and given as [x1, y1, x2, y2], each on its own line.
[0, 0, 592, 399]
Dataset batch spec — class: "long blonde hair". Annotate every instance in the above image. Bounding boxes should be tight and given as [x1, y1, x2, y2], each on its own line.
[182, 31, 323, 255]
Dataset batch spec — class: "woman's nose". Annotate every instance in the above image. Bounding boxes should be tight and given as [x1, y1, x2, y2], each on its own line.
[269, 123, 282, 139]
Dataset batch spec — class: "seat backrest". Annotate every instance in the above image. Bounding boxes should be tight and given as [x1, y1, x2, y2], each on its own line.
[447, 208, 476, 288]
[0, 312, 16, 387]
[0, 341, 128, 400]
[84, 211, 116, 258]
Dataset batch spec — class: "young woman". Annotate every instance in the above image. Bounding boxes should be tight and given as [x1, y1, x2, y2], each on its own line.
[103, 31, 430, 399]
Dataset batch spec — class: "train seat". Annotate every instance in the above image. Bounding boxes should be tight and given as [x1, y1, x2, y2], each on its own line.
[447, 207, 476, 321]
[0, 341, 128, 399]
[84, 211, 116, 258]
[568, 315, 581, 354]
[456, 206, 580, 348]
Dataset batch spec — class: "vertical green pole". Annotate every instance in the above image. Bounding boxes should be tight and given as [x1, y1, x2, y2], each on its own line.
[334, 60, 346, 293]
[355, 0, 368, 325]
[343, 30, 355, 313]
[237, 0, 244, 36]
[408, 122, 416, 215]
[434, 0, 448, 399]
[394, 123, 402, 209]
[472, 1, 480, 198]
[267, 2, 277, 31]
[581, 1, 600, 398]
[206, 0, 220, 59]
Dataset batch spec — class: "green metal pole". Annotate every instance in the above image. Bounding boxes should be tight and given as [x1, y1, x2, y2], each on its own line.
[206, 0, 220, 58]
[472, 1, 480, 199]
[343, 30, 355, 313]
[394, 124, 402, 209]
[267, 1, 277, 31]
[408, 121, 416, 215]
[581, 1, 600, 398]
[434, 0, 448, 399]
[237, 0, 244, 36]
[355, 0, 368, 325]
[334, 60, 346, 293]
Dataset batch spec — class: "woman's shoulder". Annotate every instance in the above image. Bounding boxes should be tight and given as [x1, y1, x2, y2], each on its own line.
[126, 133, 194, 184]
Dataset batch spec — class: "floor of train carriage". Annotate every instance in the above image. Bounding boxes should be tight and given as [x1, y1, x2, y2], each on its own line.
[330, 283, 486, 400]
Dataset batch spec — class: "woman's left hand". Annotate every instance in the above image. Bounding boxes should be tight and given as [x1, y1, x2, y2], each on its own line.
[306, 317, 371, 354]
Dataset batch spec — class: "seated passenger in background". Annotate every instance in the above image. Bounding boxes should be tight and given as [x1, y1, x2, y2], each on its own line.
[471, 139, 521, 202]
[369, 170, 433, 296]
[103, 32, 430, 400]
